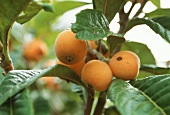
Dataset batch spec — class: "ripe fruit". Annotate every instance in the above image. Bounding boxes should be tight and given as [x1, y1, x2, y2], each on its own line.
[56, 58, 85, 76]
[40, 59, 60, 90]
[81, 60, 113, 92]
[108, 51, 140, 80]
[23, 39, 48, 61]
[40, 77, 60, 90]
[54, 30, 87, 65]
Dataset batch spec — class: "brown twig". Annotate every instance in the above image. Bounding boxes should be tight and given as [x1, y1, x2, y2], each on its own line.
[86, 41, 108, 63]
[133, 0, 148, 17]
[84, 85, 95, 115]
[93, 91, 107, 115]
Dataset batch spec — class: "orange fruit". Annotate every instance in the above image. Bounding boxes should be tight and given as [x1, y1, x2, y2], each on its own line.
[41, 77, 60, 90]
[108, 51, 140, 80]
[81, 60, 113, 92]
[54, 30, 87, 65]
[23, 39, 48, 61]
[56, 58, 85, 76]
[40, 59, 60, 90]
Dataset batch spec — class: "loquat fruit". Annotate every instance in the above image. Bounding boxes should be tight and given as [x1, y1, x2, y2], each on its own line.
[54, 30, 87, 65]
[56, 58, 85, 77]
[23, 39, 48, 61]
[81, 60, 113, 92]
[108, 51, 140, 80]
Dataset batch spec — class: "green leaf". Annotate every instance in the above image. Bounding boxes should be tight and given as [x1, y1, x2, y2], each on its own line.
[104, 106, 120, 115]
[0, 64, 85, 105]
[71, 84, 86, 103]
[130, 74, 170, 114]
[53, 1, 88, 16]
[12, 89, 33, 115]
[0, 89, 33, 115]
[137, 70, 155, 79]
[40, 3, 54, 12]
[107, 79, 166, 115]
[150, 0, 160, 8]
[121, 41, 156, 65]
[94, 0, 124, 22]
[152, 16, 170, 30]
[145, 8, 170, 18]
[140, 65, 170, 75]
[125, 18, 170, 43]
[16, 1, 42, 24]
[34, 95, 51, 115]
[0, 0, 31, 43]
[107, 34, 125, 56]
[71, 9, 112, 40]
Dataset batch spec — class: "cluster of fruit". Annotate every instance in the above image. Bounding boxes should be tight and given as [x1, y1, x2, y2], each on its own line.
[54, 30, 140, 92]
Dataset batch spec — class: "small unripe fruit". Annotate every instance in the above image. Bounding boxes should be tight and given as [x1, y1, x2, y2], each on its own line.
[23, 39, 48, 61]
[56, 58, 85, 76]
[81, 60, 113, 92]
[108, 51, 140, 80]
[54, 30, 87, 65]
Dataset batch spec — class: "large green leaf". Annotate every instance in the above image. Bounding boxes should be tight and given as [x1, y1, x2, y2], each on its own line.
[145, 8, 170, 18]
[34, 95, 51, 115]
[28, 1, 88, 30]
[130, 74, 170, 114]
[107, 35, 125, 56]
[121, 41, 156, 65]
[16, 2, 42, 24]
[94, 0, 124, 22]
[0, 89, 33, 115]
[107, 79, 166, 115]
[140, 64, 170, 75]
[0, 0, 31, 44]
[150, 0, 160, 8]
[71, 9, 112, 40]
[0, 64, 85, 105]
[125, 18, 170, 43]
[152, 16, 170, 30]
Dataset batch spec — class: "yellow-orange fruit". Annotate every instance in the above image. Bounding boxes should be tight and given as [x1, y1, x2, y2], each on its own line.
[54, 30, 87, 65]
[44, 59, 56, 68]
[56, 58, 85, 76]
[23, 39, 48, 61]
[40, 60, 60, 90]
[108, 51, 140, 80]
[81, 60, 113, 92]
[41, 77, 60, 90]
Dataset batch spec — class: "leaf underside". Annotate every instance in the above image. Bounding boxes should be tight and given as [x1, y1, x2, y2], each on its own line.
[0, 64, 85, 105]
[107, 77, 170, 115]
[130, 74, 170, 114]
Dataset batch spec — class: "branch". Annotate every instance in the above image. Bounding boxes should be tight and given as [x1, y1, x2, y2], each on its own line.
[84, 85, 95, 115]
[133, 0, 148, 17]
[0, 27, 14, 75]
[127, 0, 137, 18]
[86, 41, 108, 62]
[93, 91, 107, 115]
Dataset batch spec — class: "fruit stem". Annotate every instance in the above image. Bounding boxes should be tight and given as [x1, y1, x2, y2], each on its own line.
[87, 41, 108, 62]
[84, 85, 95, 115]
[93, 91, 106, 115]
